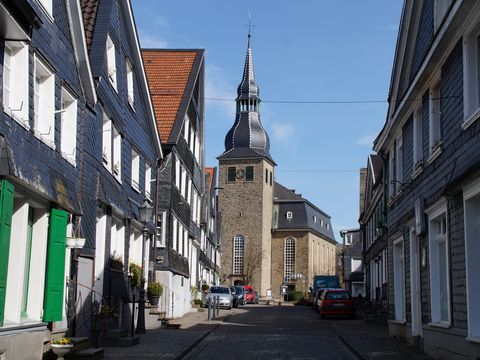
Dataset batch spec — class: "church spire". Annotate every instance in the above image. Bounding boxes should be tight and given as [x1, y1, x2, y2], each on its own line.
[218, 30, 274, 164]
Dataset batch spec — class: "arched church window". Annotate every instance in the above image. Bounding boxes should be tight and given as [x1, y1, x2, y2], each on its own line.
[284, 237, 296, 282]
[233, 235, 244, 275]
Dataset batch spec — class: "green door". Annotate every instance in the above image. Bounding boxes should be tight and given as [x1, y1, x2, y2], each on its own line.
[0, 179, 14, 326]
[43, 208, 68, 322]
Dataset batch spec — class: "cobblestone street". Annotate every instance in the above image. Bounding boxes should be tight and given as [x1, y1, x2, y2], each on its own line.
[103, 304, 431, 360]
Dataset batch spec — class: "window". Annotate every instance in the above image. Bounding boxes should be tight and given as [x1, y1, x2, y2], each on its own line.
[388, 148, 395, 198]
[412, 108, 423, 170]
[181, 168, 187, 198]
[102, 115, 112, 167]
[184, 115, 190, 141]
[463, 28, 480, 127]
[284, 238, 296, 282]
[192, 190, 198, 224]
[37, 0, 53, 17]
[3, 41, 29, 123]
[233, 235, 244, 275]
[187, 178, 192, 205]
[269, 171, 273, 186]
[393, 238, 405, 321]
[60, 87, 77, 163]
[111, 217, 125, 260]
[156, 211, 166, 248]
[194, 134, 200, 163]
[175, 157, 180, 189]
[286, 211, 293, 219]
[429, 81, 442, 157]
[106, 35, 117, 90]
[34, 57, 55, 147]
[345, 233, 352, 245]
[189, 125, 195, 154]
[178, 222, 183, 254]
[131, 149, 140, 190]
[351, 258, 362, 272]
[112, 126, 121, 180]
[395, 135, 403, 190]
[228, 167, 236, 182]
[265, 169, 268, 183]
[172, 217, 178, 251]
[313, 216, 317, 223]
[427, 200, 450, 325]
[145, 162, 151, 199]
[126, 60, 134, 107]
[246, 166, 254, 181]
[463, 178, 480, 338]
[434, 0, 452, 32]
[184, 229, 188, 258]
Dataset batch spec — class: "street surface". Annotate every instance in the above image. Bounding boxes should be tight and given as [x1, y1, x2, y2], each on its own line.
[104, 304, 431, 360]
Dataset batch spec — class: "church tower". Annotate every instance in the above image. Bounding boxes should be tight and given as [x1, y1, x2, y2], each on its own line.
[217, 32, 275, 297]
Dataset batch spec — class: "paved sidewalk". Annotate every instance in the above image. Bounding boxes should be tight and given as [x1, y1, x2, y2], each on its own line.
[103, 309, 230, 360]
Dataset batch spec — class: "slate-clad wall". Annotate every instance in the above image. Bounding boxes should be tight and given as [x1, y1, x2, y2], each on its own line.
[386, 40, 471, 332]
[0, 0, 84, 214]
[410, 0, 434, 83]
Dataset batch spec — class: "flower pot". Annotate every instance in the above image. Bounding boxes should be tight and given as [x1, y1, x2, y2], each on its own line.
[51, 344, 73, 360]
[148, 295, 160, 306]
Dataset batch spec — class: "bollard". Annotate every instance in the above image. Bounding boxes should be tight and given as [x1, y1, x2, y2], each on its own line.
[207, 298, 212, 321]
[216, 296, 220, 316]
[212, 297, 217, 319]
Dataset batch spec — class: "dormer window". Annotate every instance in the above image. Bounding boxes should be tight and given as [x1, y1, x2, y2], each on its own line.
[313, 216, 317, 223]
[286, 211, 293, 219]
[106, 35, 117, 91]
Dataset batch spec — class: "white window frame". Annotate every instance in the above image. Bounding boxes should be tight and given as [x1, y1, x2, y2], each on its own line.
[145, 162, 152, 199]
[181, 168, 187, 198]
[194, 134, 200, 163]
[126, 60, 134, 108]
[156, 211, 166, 248]
[428, 80, 442, 161]
[175, 157, 180, 189]
[284, 237, 296, 282]
[102, 115, 112, 169]
[3, 41, 29, 126]
[178, 222, 184, 255]
[34, 56, 55, 148]
[131, 148, 140, 191]
[463, 24, 480, 129]
[286, 211, 293, 219]
[172, 217, 178, 251]
[60, 86, 77, 165]
[395, 135, 403, 193]
[187, 178, 192, 206]
[426, 198, 451, 326]
[463, 178, 480, 340]
[393, 237, 406, 322]
[412, 107, 423, 177]
[233, 235, 244, 275]
[184, 115, 190, 141]
[106, 35, 117, 91]
[183, 229, 188, 259]
[189, 125, 195, 154]
[112, 126, 121, 181]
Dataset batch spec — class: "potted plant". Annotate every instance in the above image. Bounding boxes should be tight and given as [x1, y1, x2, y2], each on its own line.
[201, 283, 209, 293]
[147, 282, 163, 306]
[129, 262, 142, 289]
[51, 338, 73, 360]
[110, 255, 123, 271]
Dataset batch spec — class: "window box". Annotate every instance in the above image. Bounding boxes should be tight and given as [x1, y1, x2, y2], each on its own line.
[113, 163, 120, 176]
[412, 160, 424, 179]
[428, 141, 443, 164]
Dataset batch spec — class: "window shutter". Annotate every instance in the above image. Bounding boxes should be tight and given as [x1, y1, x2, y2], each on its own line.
[43, 208, 68, 322]
[0, 179, 14, 326]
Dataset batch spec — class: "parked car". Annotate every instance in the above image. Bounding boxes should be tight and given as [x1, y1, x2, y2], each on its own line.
[229, 286, 240, 307]
[234, 286, 246, 305]
[244, 285, 255, 303]
[318, 289, 355, 319]
[311, 275, 340, 310]
[205, 286, 234, 309]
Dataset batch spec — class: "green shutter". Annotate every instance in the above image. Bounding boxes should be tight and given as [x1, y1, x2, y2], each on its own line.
[0, 179, 14, 327]
[43, 208, 68, 322]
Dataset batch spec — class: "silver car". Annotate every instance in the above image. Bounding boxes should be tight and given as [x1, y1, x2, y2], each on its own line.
[205, 286, 234, 309]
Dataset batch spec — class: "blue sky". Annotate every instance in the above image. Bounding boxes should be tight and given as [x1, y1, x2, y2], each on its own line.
[131, 1, 403, 241]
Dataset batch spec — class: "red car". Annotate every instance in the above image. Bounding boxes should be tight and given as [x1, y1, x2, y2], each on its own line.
[318, 289, 355, 319]
[243, 285, 256, 304]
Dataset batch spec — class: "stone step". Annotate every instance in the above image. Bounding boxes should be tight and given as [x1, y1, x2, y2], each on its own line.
[104, 329, 128, 339]
[68, 347, 104, 360]
[71, 337, 90, 353]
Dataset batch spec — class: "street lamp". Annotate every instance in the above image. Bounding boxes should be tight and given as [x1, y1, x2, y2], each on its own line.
[136, 198, 153, 334]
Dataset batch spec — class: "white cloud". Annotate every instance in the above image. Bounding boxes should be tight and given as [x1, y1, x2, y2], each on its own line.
[355, 134, 376, 146]
[139, 31, 168, 48]
[272, 122, 295, 142]
[205, 64, 236, 120]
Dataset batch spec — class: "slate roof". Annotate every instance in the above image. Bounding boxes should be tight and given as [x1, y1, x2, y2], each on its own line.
[142, 49, 200, 144]
[273, 182, 336, 242]
[218, 33, 274, 164]
[80, 0, 99, 50]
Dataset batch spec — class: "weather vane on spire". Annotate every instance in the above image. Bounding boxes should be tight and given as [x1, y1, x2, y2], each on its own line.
[244, 13, 255, 38]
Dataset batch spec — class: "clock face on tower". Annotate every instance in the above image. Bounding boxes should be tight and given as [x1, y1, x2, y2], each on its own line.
[236, 168, 245, 179]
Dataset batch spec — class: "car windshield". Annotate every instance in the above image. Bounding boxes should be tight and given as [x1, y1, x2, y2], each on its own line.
[325, 291, 350, 300]
[210, 287, 229, 294]
[235, 287, 243, 293]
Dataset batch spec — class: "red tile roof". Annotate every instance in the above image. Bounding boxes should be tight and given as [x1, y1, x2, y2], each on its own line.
[205, 167, 215, 191]
[142, 50, 197, 143]
[80, 0, 100, 50]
